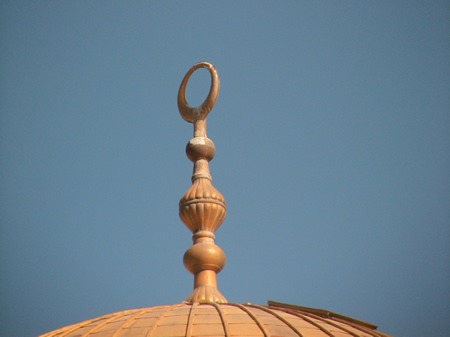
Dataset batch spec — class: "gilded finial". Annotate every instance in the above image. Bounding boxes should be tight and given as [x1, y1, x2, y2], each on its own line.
[178, 62, 227, 304]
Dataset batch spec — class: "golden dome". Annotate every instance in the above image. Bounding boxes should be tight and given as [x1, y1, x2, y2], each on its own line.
[39, 301, 391, 337]
[39, 62, 393, 337]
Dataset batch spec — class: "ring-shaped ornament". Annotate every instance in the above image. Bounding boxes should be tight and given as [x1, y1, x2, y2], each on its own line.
[178, 62, 220, 123]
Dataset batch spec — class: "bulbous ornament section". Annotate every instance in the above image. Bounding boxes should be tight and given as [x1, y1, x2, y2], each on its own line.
[179, 178, 226, 234]
[184, 241, 226, 275]
[186, 137, 216, 163]
[183, 237, 228, 304]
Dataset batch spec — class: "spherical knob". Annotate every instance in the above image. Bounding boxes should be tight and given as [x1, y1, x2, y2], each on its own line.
[183, 242, 226, 275]
[186, 137, 216, 162]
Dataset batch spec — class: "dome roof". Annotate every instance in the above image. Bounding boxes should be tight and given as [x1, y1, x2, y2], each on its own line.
[39, 301, 391, 337]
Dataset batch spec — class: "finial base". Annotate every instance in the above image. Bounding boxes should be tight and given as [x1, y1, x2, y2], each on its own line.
[186, 285, 228, 304]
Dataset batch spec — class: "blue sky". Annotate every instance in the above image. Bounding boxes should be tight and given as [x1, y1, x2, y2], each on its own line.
[1, 2, 448, 337]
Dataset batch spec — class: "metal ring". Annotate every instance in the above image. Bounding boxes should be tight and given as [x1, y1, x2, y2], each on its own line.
[178, 62, 220, 123]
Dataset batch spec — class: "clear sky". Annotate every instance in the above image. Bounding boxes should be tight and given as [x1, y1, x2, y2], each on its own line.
[0, 2, 448, 337]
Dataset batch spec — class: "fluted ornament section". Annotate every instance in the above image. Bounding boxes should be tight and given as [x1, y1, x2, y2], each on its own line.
[177, 62, 228, 304]
[179, 178, 226, 234]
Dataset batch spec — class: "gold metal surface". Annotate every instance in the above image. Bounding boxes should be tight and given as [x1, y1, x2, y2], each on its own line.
[177, 62, 220, 126]
[39, 302, 393, 337]
[178, 62, 227, 304]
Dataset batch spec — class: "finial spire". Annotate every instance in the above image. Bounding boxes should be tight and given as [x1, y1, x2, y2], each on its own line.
[178, 62, 227, 304]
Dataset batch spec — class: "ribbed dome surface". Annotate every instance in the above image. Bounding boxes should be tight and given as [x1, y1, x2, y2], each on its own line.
[39, 302, 392, 337]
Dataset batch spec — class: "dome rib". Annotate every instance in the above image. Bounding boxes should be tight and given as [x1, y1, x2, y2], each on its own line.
[331, 319, 388, 337]
[226, 303, 269, 337]
[287, 310, 362, 337]
[211, 302, 231, 337]
[269, 307, 350, 337]
[81, 311, 132, 337]
[185, 302, 198, 337]
[110, 309, 154, 337]
[309, 313, 383, 337]
[145, 304, 181, 337]
[268, 300, 379, 330]
[55, 310, 139, 337]
[247, 304, 304, 337]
